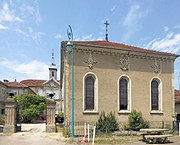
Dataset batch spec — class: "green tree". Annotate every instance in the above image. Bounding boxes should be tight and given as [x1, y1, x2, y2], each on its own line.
[0, 114, 5, 124]
[14, 94, 46, 123]
[127, 110, 149, 131]
[96, 111, 119, 133]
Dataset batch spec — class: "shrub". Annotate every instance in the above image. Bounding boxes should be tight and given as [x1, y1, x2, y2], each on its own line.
[0, 114, 5, 125]
[96, 111, 119, 133]
[127, 110, 149, 131]
[56, 112, 64, 123]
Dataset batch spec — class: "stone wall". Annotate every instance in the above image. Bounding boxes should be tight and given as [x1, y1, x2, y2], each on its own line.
[63, 44, 176, 126]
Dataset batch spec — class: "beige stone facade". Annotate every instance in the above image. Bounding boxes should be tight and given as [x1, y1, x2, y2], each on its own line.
[0, 81, 8, 114]
[61, 41, 179, 126]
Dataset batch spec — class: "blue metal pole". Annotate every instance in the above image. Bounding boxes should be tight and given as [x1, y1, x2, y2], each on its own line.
[72, 45, 74, 138]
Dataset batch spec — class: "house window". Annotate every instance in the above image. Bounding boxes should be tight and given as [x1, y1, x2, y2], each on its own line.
[151, 79, 159, 110]
[85, 76, 94, 110]
[119, 77, 128, 110]
[83, 73, 98, 112]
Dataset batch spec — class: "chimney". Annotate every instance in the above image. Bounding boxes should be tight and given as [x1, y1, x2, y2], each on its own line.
[3, 79, 9, 83]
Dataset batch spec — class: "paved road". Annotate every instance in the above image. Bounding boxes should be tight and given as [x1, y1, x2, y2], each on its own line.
[0, 123, 180, 145]
[0, 123, 71, 145]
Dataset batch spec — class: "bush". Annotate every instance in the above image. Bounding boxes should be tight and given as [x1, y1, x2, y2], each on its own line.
[56, 112, 64, 123]
[96, 111, 119, 133]
[0, 114, 5, 125]
[127, 110, 149, 131]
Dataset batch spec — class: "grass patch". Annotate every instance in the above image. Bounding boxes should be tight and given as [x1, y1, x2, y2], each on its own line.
[95, 136, 140, 144]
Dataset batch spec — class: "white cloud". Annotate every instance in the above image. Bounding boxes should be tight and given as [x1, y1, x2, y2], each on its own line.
[110, 5, 116, 12]
[74, 34, 96, 41]
[0, 58, 49, 80]
[27, 27, 45, 42]
[123, 5, 142, 26]
[33, 32, 46, 41]
[82, 34, 94, 40]
[164, 26, 169, 32]
[0, 3, 24, 23]
[14, 28, 26, 35]
[54, 33, 62, 39]
[146, 33, 180, 53]
[122, 4, 147, 42]
[0, 23, 8, 29]
[19, 1, 42, 24]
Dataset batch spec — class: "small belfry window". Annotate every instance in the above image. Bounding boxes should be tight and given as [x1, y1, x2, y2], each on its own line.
[119, 77, 128, 110]
[85, 76, 95, 110]
[151, 79, 159, 110]
[52, 71, 54, 77]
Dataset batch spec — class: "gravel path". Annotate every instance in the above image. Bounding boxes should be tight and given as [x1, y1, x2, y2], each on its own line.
[0, 123, 70, 145]
[0, 124, 180, 145]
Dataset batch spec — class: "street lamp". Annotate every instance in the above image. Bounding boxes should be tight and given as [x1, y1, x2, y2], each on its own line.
[66, 25, 74, 138]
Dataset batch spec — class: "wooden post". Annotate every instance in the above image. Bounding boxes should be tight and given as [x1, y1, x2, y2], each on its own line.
[88, 124, 90, 142]
[179, 122, 180, 136]
[92, 126, 96, 145]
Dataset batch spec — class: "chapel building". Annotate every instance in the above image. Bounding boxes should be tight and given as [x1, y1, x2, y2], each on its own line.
[60, 40, 179, 127]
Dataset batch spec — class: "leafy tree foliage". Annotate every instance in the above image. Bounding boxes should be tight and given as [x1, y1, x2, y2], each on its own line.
[127, 110, 149, 131]
[14, 94, 46, 123]
[96, 111, 119, 133]
[0, 114, 5, 124]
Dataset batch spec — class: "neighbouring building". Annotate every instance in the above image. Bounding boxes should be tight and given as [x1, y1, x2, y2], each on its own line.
[0, 49, 62, 114]
[61, 40, 179, 128]
[5, 81, 36, 95]
[175, 89, 180, 121]
[0, 81, 8, 114]
[20, 49, 61, 114]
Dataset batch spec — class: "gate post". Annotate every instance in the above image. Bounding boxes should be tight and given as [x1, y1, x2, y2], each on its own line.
[3, 97, 16, 133]
[46, 99, 56, 132]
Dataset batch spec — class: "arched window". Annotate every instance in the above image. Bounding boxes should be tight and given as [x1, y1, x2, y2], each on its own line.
[119, 77, 129, 110]
[85, 76, 95, 110]
[52, 71, 54, 77]
[151, 79, 159, 110]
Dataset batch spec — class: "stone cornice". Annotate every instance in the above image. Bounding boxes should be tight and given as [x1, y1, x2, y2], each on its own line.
[73, 44, 177, 62]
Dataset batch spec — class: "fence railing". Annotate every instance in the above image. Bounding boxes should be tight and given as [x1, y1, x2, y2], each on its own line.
[63, 121, 180, 136]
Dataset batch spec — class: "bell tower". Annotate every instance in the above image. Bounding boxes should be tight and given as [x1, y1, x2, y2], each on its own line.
[49, 49, 57, 80]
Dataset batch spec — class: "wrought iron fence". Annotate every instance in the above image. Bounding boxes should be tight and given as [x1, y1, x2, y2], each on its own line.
[65, 121, 96, 136]
[64, 121, 180, 136]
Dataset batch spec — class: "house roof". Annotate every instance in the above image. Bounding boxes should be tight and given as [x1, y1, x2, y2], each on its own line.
[0, 81, 8, 87]
[20, 79, 46, 87]
[175, 89, 180, 103]
[43, 77, 60, 86]
[62, 40, 179, 57]
[5, 81, 28, 88]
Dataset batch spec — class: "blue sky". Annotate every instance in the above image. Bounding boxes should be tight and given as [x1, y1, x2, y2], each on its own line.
[0, 0, 180, 89]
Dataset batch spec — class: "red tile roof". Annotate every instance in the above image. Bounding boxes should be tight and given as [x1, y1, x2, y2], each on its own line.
[175, 89, 180, 103]
[63, 40, 179, 56]
[0, 81, 8, 86]
[20, 79, 46, 87]
[6, 81, 28, 87]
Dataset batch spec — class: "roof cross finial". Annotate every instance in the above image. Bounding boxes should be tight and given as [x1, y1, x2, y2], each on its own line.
[104, 19, 110, 41]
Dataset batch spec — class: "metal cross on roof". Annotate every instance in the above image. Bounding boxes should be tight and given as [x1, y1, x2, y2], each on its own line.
[104, 20, 110, 41]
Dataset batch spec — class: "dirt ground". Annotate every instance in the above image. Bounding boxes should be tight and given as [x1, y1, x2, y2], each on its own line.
[0, 123, 69, 145]
[0, 123, 180, 145]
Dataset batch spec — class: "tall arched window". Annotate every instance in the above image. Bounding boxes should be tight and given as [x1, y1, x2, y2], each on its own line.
[119, 77, 128, 110]
[85, 76, 95, 110]
[151, 79, 159, 110]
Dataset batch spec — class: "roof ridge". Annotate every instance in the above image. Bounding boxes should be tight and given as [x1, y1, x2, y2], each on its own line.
[69, 40, 179, 56]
